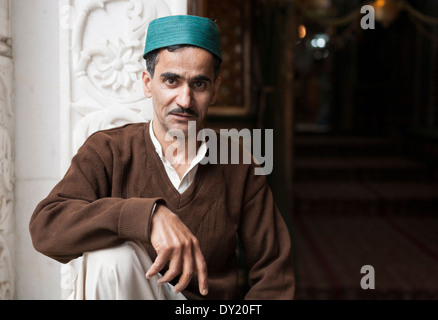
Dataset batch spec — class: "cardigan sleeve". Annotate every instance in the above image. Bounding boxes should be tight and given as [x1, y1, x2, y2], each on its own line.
[29, 131, 161, 264]
[238, 168, 296, 300]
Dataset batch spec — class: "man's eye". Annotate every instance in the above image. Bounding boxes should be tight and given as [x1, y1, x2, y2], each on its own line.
[194, 81, 206, 89]
[165, 78, 176, 85]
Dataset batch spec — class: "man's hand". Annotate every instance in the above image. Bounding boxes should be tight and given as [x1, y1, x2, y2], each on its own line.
[146, 204, 208, 296]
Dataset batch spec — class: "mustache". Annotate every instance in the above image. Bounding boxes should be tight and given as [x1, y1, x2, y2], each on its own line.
[168, 107, 198, 117]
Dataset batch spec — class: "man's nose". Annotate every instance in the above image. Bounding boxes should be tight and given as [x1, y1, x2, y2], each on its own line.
[176, 84, 192, 109]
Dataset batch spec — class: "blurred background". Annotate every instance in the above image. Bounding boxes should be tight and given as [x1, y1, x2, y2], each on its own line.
[193, 0, 438, 299]
[1, 0, 437, 299]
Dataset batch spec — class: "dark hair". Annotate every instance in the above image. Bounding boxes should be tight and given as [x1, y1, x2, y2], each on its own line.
[144, 44, 222, 80]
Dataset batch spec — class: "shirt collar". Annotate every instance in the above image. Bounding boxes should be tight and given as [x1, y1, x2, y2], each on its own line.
[149, 119, 164, 159]
[149, 119, 207, 163]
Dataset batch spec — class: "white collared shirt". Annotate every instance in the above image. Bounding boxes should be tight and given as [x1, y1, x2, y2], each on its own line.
[149, 120, 207, 194]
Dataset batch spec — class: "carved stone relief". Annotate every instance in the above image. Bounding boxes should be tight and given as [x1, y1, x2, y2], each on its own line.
[60, 0, 188, 169]
[0, 0, 14, 300]
[0, 0, 12, 58]
[59, 0, 186, 299]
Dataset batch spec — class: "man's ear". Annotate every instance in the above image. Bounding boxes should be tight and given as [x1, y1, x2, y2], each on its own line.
[142, 70, 153, 98]
[211, 76, 222, 105]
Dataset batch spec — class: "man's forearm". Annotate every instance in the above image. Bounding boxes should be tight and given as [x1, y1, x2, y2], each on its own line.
[30, 194, 161, 263]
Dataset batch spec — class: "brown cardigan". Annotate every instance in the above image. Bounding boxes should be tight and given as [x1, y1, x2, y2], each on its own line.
[29, 122, 295, 300]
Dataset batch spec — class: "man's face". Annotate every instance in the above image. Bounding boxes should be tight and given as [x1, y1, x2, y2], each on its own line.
[142, 47, 221, 138]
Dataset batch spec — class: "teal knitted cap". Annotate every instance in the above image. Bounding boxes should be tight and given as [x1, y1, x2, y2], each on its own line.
[143, 15, 222, 61]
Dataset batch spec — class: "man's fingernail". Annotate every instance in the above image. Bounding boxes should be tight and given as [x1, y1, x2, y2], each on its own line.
[202, 289, 208, 296]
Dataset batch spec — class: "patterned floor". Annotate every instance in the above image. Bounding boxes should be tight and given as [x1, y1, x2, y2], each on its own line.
[292, 211, 438, 299]
[291, 134, 438, 300]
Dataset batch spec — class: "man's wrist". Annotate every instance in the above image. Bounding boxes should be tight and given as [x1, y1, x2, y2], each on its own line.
[148, 201, 167, 242]
[148, 202, 158, 240]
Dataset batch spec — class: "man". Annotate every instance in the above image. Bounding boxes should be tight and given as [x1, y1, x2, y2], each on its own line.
[29, 15, 295, 300]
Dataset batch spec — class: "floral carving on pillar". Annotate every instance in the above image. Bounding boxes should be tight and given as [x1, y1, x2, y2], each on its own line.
[59, 0, 186, 299]
[0, 0, 14, 300]
[60, 0, 187, 165]
[0, 67, 14, 299]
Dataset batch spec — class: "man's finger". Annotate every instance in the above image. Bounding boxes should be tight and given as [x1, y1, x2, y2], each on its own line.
[146, 252, 169, 279]
[195, 248, 209, 296]
[157, 257, 182, 285]
[173, 246, 194, 294]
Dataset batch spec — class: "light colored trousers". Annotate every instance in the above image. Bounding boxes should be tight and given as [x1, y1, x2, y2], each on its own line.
[73, 241, 187, 300]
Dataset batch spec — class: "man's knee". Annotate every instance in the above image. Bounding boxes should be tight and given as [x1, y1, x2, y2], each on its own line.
[75, 241, 186, 300]
[83, 241, 150, 281]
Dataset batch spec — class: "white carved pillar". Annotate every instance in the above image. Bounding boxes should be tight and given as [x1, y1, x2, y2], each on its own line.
[0, 0, 15, 300]
[59, 0, 187, 299]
